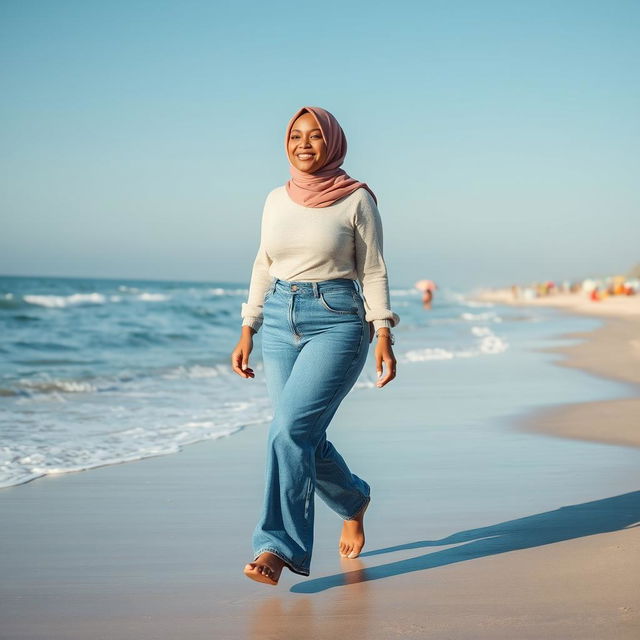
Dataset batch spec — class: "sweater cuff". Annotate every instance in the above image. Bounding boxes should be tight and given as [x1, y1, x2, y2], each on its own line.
[372, 318, 394, 332]
[241, 316, 263, 332]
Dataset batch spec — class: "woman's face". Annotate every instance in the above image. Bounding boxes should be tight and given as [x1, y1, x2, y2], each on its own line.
[287, 112, 328, 173]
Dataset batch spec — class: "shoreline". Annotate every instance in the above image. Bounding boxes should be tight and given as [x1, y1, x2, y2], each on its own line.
[470, 289, 640, 449]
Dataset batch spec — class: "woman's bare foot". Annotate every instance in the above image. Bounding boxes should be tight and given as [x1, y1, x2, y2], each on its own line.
[339, 499, 369, 558]
[243, 552, 286, 585]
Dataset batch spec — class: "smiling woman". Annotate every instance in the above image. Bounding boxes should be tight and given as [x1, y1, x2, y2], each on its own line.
[283, 106, 379, 208]
[231, 105, 400, 586]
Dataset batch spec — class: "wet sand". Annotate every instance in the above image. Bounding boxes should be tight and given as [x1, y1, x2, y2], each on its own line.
[1, 297, 639, 638]
[473, 288, 640, 449]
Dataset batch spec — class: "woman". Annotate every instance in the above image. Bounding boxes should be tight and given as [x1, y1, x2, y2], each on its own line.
[231, 106, 400, 585]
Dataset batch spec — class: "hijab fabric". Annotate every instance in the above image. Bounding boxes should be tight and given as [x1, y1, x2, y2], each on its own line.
[284, 106, 377, 208]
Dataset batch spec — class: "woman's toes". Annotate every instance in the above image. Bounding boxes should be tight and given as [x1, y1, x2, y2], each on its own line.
[347, 545, 362, 558]
[243, 558, 279, 585]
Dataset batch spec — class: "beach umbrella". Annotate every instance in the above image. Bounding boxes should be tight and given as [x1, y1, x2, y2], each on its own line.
[415, 279, 438, 292]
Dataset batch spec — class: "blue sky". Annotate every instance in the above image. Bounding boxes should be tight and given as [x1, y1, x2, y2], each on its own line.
[1, 0, 638, 290]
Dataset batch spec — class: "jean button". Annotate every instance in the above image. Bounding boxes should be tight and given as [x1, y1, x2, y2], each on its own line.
[291, 285, 298, 291]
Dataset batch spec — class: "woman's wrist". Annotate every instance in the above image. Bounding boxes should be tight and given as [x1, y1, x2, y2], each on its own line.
[375, 328, 395, 345]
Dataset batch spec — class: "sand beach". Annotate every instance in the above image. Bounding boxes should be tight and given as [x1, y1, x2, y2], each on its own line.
[1, 290, 639, 639]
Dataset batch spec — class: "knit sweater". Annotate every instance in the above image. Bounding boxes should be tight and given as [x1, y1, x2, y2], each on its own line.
[241, 185, 400, 333]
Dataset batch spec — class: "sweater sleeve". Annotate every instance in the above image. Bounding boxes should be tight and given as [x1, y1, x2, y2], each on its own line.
[240, 200, 273, 333]
[353, 192, 400, 332]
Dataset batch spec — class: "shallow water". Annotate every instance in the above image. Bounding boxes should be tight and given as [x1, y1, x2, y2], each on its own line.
[0, 274, 633, 490]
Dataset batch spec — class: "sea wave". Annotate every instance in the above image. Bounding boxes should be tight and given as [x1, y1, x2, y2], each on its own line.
[0, 399, 273, 490]
[400, 325, 508, 362]
[24, 293, 108, 308]
[136, 293, 169, 302]
[6, 290, 177, 309]
[460, 311, 503, 322]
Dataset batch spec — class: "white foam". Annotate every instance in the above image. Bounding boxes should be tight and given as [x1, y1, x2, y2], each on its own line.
[137, 293, 169, 302]
[399, 325, 508, 363]
[0, 385, 275, 489]
[402, 347, 457, 362]
[208, 287, 252, 296]
[24, 293, 107, 308]
[462, 300, 495, 308]
[161, 363, 237, 379]
[18, 379, 97, 394]
[478, 334, 509, 354]
[461, 311, 503, 322]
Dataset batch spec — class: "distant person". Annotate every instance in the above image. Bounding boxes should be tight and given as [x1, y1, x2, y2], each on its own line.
[232, 106, 400, 585]
[415, 279, 437, 309]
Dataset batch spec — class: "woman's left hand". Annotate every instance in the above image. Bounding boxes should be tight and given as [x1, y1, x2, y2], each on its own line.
[374, 331, 397, 388]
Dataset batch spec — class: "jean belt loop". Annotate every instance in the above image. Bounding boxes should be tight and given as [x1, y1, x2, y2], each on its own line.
[312, 282, 319, 298]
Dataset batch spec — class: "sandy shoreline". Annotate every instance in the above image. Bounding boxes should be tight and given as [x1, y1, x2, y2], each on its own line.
[1, 294, 639, 638]
[472, 287, 640, 318]
[471, 288, 640, 449]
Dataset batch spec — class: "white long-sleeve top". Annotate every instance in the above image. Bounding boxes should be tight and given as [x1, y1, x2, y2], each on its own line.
[240, 185, 400, 333]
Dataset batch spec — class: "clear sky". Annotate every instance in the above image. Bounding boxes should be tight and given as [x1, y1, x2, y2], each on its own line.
[1, 0, 638, 290]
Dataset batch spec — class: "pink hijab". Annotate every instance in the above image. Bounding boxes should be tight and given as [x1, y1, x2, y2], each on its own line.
[284, 106, 377, 208]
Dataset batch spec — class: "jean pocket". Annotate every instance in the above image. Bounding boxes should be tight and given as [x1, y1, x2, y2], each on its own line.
[318, 290, 359, 314]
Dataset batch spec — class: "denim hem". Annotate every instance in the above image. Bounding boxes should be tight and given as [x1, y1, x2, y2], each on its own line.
[254, 547, 310, 577]
[343, 494, 371, 521]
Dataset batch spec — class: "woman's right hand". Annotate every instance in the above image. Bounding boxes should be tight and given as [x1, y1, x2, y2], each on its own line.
[231, 327, 256, 379]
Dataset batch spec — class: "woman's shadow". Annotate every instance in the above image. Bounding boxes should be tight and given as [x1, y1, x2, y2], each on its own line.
[291, 490, 640, 593]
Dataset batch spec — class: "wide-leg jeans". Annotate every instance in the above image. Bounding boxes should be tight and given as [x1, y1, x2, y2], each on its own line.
[252, 276, 371, 576]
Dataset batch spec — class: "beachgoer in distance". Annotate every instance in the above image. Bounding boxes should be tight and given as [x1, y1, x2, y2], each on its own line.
[415, 279, 437, 310]
[231, 106, 400, 585]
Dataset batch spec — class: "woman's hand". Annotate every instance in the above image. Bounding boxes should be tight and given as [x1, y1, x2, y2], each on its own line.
[374, 328, 397, 388]
[231, 326, 256, 379]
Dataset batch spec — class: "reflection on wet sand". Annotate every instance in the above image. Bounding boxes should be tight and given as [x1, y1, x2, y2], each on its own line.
[248, 558, 371, 640]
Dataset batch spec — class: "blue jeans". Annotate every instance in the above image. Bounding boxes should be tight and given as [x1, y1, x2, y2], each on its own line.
[252, 276, 371, 576]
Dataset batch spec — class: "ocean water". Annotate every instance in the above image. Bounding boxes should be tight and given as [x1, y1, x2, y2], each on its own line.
[0, 274, 623, 490]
